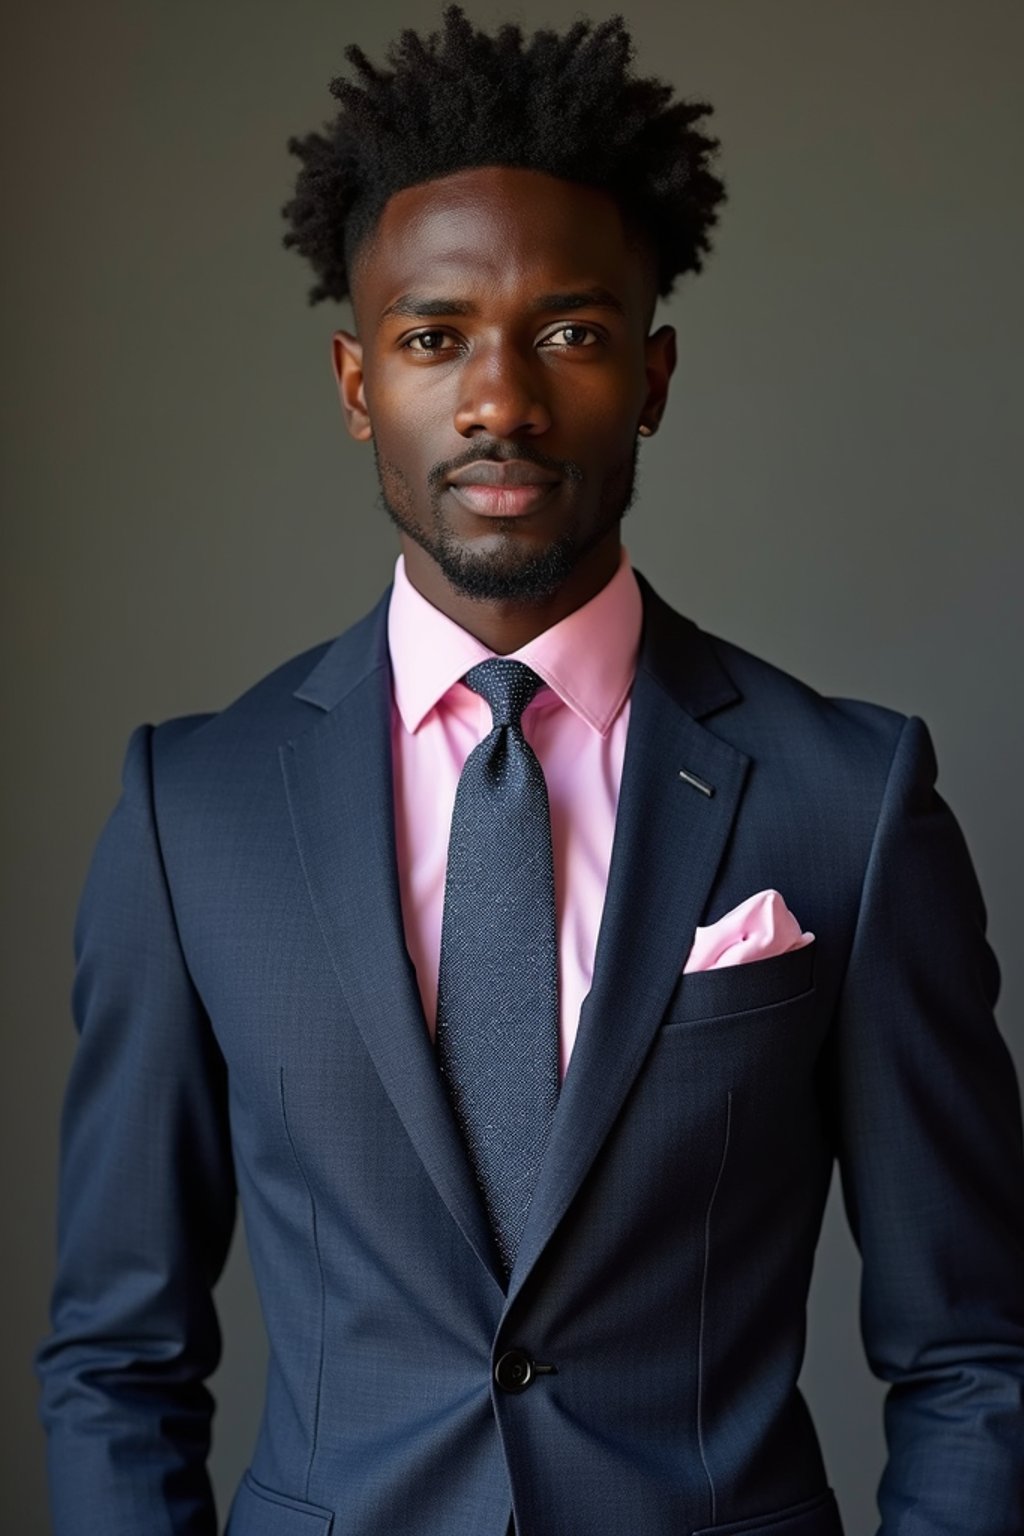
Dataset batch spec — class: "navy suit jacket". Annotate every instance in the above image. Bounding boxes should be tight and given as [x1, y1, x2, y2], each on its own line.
[36, 574, 1024, 1535]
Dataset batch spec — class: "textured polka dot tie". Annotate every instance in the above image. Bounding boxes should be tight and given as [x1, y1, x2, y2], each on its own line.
[435, 658, 560, 1276]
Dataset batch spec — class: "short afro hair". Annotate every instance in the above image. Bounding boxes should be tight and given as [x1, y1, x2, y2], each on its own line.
[281, 5, 726, 308]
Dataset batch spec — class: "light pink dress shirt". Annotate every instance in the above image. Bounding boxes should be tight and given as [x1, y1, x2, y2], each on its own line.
[387, 547, 643, 1079]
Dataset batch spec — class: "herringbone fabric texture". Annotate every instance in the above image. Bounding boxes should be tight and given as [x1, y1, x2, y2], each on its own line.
[435, 658, 560, 1274]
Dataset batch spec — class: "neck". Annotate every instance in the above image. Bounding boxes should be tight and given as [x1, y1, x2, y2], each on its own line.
[400, 533, 622, 654]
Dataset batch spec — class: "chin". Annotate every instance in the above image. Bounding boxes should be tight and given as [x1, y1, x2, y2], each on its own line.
[434, 536, 579, 604]
[380, 479, 621, 605]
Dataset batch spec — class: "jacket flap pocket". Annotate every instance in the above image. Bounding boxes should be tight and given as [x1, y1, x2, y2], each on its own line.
[665, 939, 816, 1024]
[691, 1485, 842, 1536]
[226, 1469, 335, 1534]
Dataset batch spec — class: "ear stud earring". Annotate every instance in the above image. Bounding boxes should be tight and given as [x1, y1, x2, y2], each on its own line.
[637, 423, 654, 437]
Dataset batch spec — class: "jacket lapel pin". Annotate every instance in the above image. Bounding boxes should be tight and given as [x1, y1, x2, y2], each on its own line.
[678, 765, 715, 796]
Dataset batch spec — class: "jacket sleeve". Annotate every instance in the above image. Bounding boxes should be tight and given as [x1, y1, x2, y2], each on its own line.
[824, 713, 1024, 1533]
[35, 722, 237, 1536]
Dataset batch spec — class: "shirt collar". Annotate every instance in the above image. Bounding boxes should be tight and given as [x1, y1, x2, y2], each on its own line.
[387, 546, 642, 737]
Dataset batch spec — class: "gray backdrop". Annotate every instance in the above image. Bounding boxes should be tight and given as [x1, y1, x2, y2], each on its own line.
[3, 1, 1022, 1530]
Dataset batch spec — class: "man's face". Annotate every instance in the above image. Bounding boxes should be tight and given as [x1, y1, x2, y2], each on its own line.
[333, 165, 676, 606]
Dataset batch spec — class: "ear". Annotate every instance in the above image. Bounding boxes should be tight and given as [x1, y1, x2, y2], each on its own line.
[640, 324, 677, 434]
[331, 331, 373, 441]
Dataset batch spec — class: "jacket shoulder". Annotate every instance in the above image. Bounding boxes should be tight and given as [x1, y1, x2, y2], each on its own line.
[149, 636, 335, 756]
[637, 572, 910, 775]
[704, 623, 908, 746]
[146, 588, 391, 774]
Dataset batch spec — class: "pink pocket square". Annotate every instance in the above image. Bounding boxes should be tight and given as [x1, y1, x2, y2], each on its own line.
[682, 889, 814, 973]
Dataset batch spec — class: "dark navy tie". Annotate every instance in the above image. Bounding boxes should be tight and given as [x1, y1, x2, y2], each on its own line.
[435, 658, 560, 1275]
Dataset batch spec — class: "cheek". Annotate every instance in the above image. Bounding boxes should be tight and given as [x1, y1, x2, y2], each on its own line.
[556, 364, 644, 436]
[378, 441, 434, 500]
[369, 377, 453, 469]
[572, 405, 639, 469]
[370, 364, 452, 425]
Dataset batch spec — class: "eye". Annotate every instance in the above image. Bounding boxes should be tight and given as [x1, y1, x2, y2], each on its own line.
[540, 324, 600, 348]
[402, 330, 453, 353]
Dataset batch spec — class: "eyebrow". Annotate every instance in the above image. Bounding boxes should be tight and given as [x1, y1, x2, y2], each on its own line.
[377, 286, 627, 328]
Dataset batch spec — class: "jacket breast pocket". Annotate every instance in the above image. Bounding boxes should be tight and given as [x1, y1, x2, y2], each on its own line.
[662, 939, 817, 1026]
[225, 1469, 335, 1534]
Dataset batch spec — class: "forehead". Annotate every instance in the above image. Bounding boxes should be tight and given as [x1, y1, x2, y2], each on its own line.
[350, 165, 652, 330]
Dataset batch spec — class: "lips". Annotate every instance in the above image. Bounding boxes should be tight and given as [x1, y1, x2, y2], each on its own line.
[447, 482, 558, 517]
[445, 460, 561, 517]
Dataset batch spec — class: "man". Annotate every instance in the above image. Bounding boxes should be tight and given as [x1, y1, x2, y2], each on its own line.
[35, 7, 1024, 1534]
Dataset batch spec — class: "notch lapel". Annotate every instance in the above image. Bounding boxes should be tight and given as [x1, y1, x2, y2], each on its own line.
[280, 593, 505, 1293]
[506, 579, 751, 1304]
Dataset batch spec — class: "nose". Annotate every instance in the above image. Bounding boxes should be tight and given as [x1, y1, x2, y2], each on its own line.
[453, 340, 552, 439]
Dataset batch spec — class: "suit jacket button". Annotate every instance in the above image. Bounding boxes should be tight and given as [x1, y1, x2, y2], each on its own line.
[494, 1349, 533, 1393]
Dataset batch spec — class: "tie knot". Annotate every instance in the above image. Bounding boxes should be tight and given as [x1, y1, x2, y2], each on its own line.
[462, 658, 544, 727]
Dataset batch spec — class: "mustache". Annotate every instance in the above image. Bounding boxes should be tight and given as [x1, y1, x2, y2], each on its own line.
[428, 441, 584, 492]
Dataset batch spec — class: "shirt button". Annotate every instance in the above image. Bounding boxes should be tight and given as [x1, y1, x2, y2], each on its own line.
[494, 1349, 533, 1393]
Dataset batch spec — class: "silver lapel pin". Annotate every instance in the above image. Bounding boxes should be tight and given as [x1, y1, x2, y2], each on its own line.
[678, 766, 714, 797]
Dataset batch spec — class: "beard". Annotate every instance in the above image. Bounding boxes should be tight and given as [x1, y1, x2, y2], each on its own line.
[372, 439, 640, 604]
